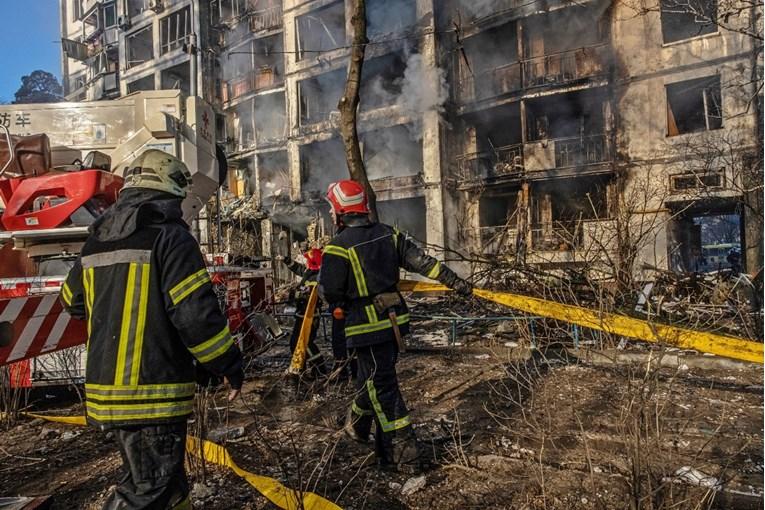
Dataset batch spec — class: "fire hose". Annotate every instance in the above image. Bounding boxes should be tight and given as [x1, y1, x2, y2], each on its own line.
[398, 280, 763, 364]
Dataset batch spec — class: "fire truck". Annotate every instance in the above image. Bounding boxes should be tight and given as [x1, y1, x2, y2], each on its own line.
[0, 91, 273, 387]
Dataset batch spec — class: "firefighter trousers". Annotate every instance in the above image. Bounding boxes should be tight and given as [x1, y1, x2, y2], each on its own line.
[103, 422, 189, 510]
[350, 340, 413, 464]
[331, 317, 356, 380]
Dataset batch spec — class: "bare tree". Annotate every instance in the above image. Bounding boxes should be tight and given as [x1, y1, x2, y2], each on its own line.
[337, 0, 379, 220]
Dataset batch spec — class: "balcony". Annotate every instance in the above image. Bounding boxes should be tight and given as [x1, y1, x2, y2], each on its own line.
[524, 134, 609, 173]
[455, 62, 522, 104]
[456, 144, 524, 183]
[530, 221, 584, 251]
[522, 45, 608, 88]
[222, 67, 283, 102]
[249, 4, 282, 33]
[479, 226, 519, 256]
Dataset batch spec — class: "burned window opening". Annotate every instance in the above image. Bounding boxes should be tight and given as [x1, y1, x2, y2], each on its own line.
[296, 1, 346, 61]
[298, 68, 345, 126]
[360, 51, 408, 111]
[660, 0, 718, 44]
[530, 176, 610, 250]
[361, 124, 423, 180]
[456, 22, 521, 103]
[222, 35, 284, 101]
[459, 104, 524, 181]
[254, 92, 286, 145]
[366, 0, 417, 40]
[300, 137, 347, 200]
[666, 75, 722, 136]
[522, 7, 608, 88]
[377, 197, 427, 243]
[228, 98, 255, 151]
[258, 151, 290, 206]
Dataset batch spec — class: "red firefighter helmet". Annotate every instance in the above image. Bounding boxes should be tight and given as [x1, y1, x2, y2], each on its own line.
[304, 248, 323, 271]
[326, 180, 369, 216]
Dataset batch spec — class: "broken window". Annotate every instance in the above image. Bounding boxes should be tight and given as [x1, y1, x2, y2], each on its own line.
[367, 0, 416, 40]
[126, 25, 154, 68]
[160, 62, 191, 95]
[360, 51, 408, 111]
[480, 194, 519, 228]
[531, 176, 610, 250]
[300, 137, 347, 199]
[254, 92, 286, 145]
[160, 7, 191, 55]
[298, 68, 345, 126]
[666, 76, 722, 136]
[362, 124, 423, 180]
[229, 99, 255, 151]
[671, 171, 724, 191]
[377, 198, 427, 242]
[458, 22, 521, 102]
[660, 0, 717, 44]
[258, 151, 290, 205]
[296, 1, 345, 61]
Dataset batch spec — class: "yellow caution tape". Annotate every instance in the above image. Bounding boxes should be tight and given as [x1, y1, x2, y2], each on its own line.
[19, 413, 342, 510]
[186, 436, 341, 510]
[289, 285, 319, 374]
[399, 280, 764, 364]
[24, 412, 87, 426]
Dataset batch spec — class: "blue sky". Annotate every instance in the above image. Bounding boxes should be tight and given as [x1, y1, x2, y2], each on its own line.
[0, 1, 61, 103]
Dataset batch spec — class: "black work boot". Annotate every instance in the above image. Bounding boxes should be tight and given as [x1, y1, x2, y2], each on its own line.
[392, 428, 430, 474]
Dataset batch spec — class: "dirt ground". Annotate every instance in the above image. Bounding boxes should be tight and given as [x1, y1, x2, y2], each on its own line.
[0, 328, 762, 510]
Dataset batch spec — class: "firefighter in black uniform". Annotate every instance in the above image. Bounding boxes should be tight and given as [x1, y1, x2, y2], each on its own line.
[60, 150, 244, 510]
[318, 180, 472, 469]
[279, 248, 327, 375]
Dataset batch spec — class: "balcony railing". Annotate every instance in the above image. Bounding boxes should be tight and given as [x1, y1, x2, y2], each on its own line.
[554, 134, 608, 168]
[522, 44, 608, 88]
[223, 67, 283, 102]
[455, 62, 522, 103]
[531, 221, 584, 251]
[249, 5, 282, 32]
[456, 144, 523, 182]
[454, 45, 608, 104]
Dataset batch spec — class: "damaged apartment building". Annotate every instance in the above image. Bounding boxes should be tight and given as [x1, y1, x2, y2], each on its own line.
[58, 0, 762, 276]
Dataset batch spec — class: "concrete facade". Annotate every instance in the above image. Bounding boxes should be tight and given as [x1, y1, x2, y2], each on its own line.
[58, 0, 762, 276]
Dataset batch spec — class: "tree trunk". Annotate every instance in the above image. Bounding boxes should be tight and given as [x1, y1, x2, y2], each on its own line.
[337, 0, 378, 221]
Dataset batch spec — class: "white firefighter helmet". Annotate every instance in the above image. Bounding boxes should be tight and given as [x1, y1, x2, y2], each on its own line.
[122, 149, 192, 198]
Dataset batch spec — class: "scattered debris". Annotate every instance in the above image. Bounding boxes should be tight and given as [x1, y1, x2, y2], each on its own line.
[401, 476, 427, 496]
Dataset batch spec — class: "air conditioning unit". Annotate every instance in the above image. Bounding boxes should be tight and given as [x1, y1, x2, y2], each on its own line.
[148, 0, 163, 13]
[117, 15, 131, 30]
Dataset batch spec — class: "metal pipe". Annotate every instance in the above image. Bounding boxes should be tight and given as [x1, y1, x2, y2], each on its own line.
[189, 33, 198, 97]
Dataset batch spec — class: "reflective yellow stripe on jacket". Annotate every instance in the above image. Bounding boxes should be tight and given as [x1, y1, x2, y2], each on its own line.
[169, 268, 211, 306]
[114, 262, 151, 386]
[190, 326, 234, 363]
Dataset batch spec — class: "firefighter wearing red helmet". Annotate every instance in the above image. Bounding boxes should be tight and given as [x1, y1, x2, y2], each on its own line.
[279, 248, 328, 377]
[319, 179, 472, 471]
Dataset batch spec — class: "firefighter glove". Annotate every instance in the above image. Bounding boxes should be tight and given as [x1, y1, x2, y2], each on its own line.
[452, 278, 473, 297]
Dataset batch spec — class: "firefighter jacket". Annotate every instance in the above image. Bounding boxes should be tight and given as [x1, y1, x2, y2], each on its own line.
[318, 218, 465, 348]
[60, 189, 243, 429]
